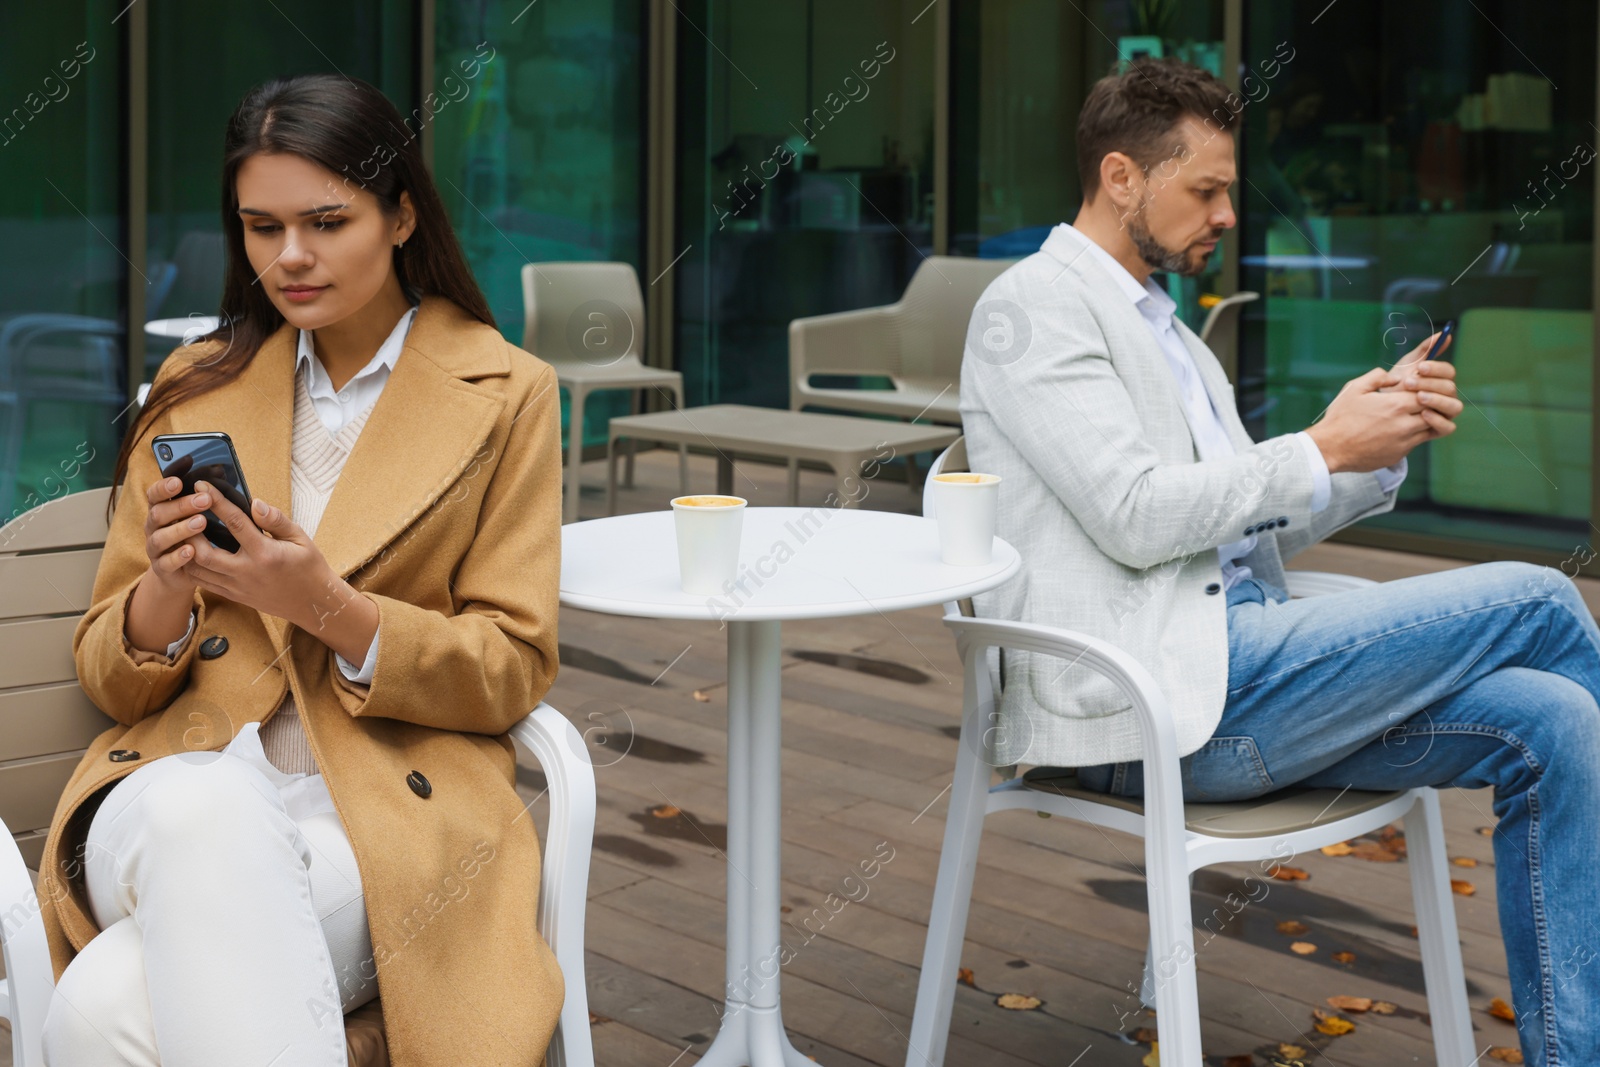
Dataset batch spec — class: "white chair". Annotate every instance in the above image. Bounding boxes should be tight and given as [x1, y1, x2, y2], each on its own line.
[521, 261, 686, 523]
[1197, 290, 1259, 349]
[906, 439, 1473, 1067]
[0, 488, 597, 1067]
[788, 255, 1017, 426]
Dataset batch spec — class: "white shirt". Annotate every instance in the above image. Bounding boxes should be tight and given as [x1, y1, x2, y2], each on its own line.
[1066, 225, 1406, 591]
[164, 305, 419, 675]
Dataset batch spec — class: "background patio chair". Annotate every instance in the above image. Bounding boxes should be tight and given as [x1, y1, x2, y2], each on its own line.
[0, 488, 597, 1067]
[521, 261, 686, 523]
[905, 438, 1474, 1067]
[787, 255, 1016, 426]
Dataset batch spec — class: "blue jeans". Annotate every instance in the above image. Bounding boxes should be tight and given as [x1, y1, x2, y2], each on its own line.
[1075, 560, 1600, 1066]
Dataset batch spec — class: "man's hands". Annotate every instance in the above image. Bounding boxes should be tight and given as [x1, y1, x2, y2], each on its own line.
[1304, 330, 1463, 474]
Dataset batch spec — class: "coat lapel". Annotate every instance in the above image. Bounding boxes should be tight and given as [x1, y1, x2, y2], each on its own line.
[310, 295, 510, 581]
[173, 295, 511, 644]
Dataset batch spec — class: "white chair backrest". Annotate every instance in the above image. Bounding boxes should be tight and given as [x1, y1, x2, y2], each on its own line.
[895, 257, 1015, 383]
[520, 262, 646, 366]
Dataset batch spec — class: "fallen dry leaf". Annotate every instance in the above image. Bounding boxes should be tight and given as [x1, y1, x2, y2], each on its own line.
[1349, 841, 1402, 863]
[1131, 1027, 1159, 1044]
[1220, 1056, 1254, 1067]
[692, 690, 712, 702]
[1277, 1043, 1309, 1059]
[1271, 866, 1311, 881]
[1370, 1001, 1397, 1014]
[1142, 1043, 1160, 1067]
[1488, 997, 1516, 1022]
[1453, 856, 1480, 867]
[995, 993, 1041, 1011]
[1331, 951, 1357, 964]
[1478, 826, 1495, 836]
[1276, 920, 1310, 936]
[1320, 841, 1355, 856]
[1327, 995, 1372, 1012]
[1488, 1048, 1524, 1063]
[957, 968, 976, 988]
[587, 1010, 612, 1024]
[1313, 1014, 1356, 1036]
[649, 803, 682, 819]
[1290, 941, 1317, 955]
[1409, 925, 1420, 938]
[1451, 879, 1477, 896]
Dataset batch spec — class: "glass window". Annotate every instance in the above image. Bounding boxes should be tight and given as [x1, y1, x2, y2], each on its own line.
[675, 0, 936, 408]
[951, 0, 1225, 331]
[1240, 1, 1596, 556]
[0, 7, 123, 523]
[433, 0, 646, 449]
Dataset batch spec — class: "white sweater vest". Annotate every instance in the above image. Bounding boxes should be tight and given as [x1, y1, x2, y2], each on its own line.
[256, 371, 376, 775]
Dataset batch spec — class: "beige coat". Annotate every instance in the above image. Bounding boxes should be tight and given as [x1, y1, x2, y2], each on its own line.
[40, 294, 565, 1066]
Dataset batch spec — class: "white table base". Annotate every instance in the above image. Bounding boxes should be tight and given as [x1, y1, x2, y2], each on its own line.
[697, 620, 817, 1067]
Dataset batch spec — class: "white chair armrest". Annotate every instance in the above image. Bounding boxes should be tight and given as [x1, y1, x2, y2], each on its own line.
[1284, 570, 1379, 598]
[940, 615, 1187, 825]
[940, 614, 1198, 1004]
[788, 305, 899, 403]
[0, 814, 52, 1067]
[508, 704, 596, 1067]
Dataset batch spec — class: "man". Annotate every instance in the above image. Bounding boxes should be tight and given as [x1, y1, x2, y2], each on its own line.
[961, 57, 1599, 1067]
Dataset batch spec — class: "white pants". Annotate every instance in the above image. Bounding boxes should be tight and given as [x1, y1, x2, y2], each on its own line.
[41, 723, 379, 1066]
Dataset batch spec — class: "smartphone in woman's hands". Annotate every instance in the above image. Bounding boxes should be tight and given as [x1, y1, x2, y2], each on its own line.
[151, 432, 260, 553]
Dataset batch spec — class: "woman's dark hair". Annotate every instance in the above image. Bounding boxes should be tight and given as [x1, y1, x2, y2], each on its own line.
[1076, 57, 1240, 202]
[108, 73, 494, 517]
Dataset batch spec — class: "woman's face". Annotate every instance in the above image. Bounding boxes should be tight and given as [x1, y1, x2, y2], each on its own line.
[234, 152, 415, 331]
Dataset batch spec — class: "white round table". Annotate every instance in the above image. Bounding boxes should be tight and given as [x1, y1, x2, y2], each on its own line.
[144, 316, 222, 342]
[560, 507, 1019, 1067]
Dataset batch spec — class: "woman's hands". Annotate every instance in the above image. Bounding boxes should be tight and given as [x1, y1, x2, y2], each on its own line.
[177, 481, 380, 667]
[142, 474, 207, 597]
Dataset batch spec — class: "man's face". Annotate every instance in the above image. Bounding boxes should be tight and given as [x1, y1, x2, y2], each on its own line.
[1124, 117, 1237, 277]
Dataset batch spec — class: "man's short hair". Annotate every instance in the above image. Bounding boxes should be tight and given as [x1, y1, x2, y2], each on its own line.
[1076, 58, 1239, 201]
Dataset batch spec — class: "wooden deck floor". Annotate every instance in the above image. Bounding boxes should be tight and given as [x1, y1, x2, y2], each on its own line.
[550, 449, 1527, 1067]
[0, 447, 1537, 1067]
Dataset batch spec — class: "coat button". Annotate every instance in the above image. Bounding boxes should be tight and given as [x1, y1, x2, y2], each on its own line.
[199, 635, 229, 660]
[1244, 524, 1257, 535]
[1204, 582, 1222, 595]
[406, 770, 432, 798]
[1277, 517, 1289, 527]
[108, 749, 140, 762]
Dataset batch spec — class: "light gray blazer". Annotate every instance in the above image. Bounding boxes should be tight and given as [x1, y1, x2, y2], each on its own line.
[961, 225, 1398, 767]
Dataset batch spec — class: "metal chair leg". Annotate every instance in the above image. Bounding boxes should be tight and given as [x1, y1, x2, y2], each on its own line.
[905, 703, 993, 1067]
[1406, 789, 1476, 1066]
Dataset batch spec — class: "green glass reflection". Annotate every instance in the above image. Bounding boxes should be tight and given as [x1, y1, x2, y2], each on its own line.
[0, 7, 122, 523]
[1240, 0, 1596, 556]
[676, 0, 936, 409]
[951, 0, 1224, 330]
[433, 1, 645, 451]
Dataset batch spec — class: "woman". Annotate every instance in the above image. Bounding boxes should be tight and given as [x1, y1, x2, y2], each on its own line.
[36, 73, 564, 1066]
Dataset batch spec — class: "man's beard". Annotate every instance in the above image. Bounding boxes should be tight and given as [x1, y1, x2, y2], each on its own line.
[1127, 202, 1216, 277]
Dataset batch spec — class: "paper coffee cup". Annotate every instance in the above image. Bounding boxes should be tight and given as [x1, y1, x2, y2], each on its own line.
[930, 473, 1000, 566]
[671, 495, 747, 595]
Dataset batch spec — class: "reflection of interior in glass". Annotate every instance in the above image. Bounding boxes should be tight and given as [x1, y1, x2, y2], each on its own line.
[676, 0, 936, 410]
[1238, 0, 1595, 554]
